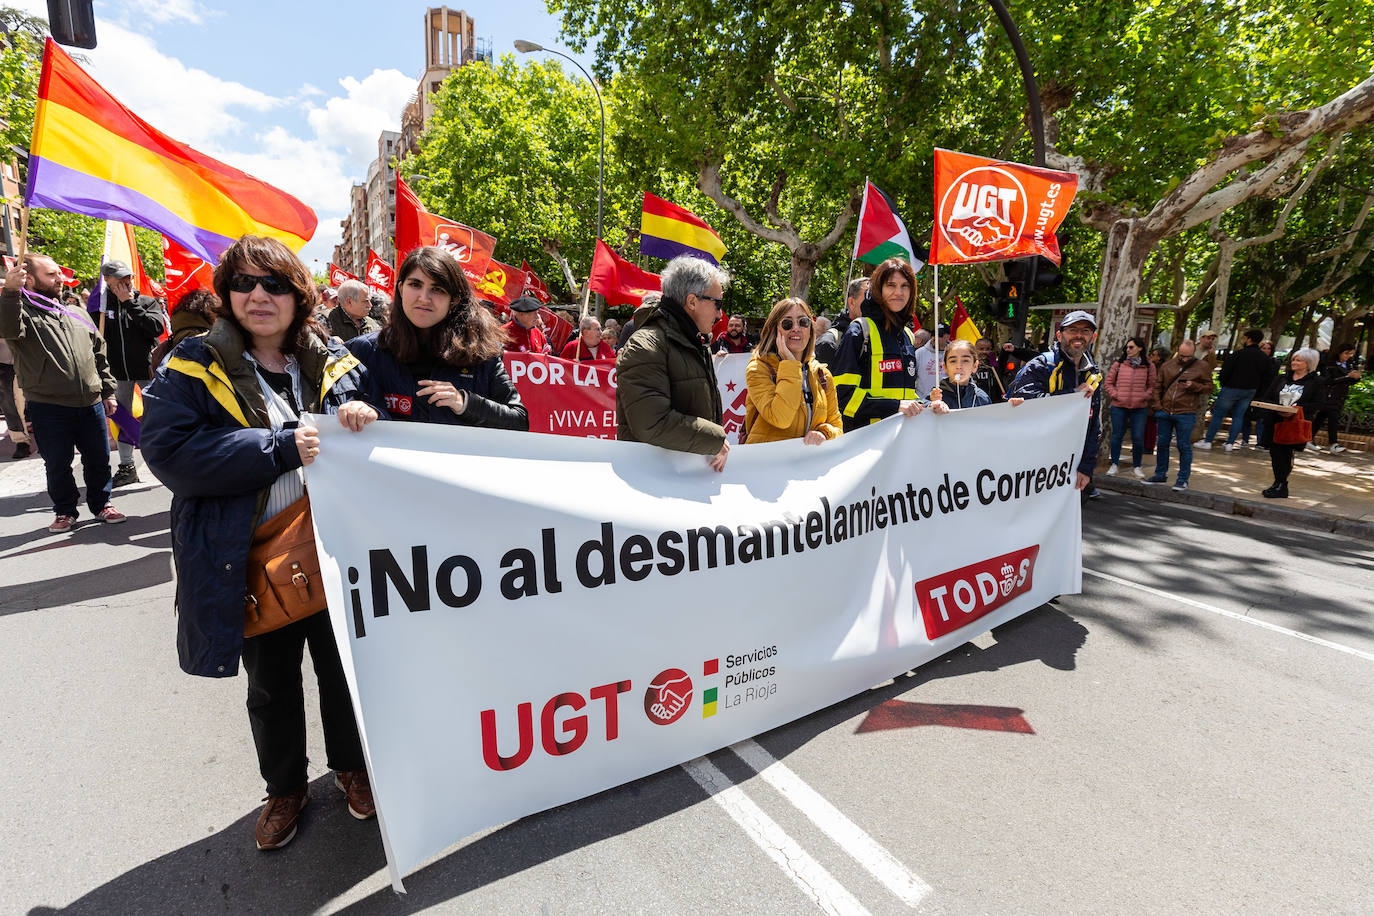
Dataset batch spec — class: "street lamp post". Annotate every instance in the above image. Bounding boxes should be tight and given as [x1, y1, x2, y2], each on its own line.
[514, 39, 605, 318]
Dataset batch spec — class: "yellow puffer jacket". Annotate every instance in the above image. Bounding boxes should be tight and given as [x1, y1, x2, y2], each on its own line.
[744, 353, 843, 444]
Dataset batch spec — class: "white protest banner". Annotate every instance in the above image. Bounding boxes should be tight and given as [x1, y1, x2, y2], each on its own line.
[715, 352, 751, 444]
[305, 394, 1088, 890]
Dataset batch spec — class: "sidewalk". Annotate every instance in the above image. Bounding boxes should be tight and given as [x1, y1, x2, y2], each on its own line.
[1094, 437, 1374, 542]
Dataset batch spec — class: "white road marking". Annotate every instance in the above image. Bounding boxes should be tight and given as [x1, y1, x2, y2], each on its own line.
[1084, 568, 1374, 662]
[730, 738, 931, 907]
[681, 755, 871, 916]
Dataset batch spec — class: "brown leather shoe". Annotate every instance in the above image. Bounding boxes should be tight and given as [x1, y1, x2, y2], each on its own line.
[334, 769, 376, 820]
[254, 785, 309, 850]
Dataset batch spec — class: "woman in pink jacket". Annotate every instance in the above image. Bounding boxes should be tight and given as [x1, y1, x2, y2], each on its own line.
[1105, 337, 1156, 477]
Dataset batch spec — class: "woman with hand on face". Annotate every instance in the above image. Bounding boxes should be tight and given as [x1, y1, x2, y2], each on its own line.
[347, 246, 528, 430]
[830, 258, 927, 432]
[744, 297, 842, 444]
[141, 235, 382, 853]
[935, 339, 1024, 410]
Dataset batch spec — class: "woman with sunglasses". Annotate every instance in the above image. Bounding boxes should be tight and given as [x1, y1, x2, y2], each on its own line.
[830, 257, 927, 432]
[743, 297, 842, 444]
[347, 246, 527, 430]
[142, 235, 382, 852]
[1103, 336, 1155, 477]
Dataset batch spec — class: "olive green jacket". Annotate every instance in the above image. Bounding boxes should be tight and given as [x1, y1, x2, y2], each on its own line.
[0, 287, 115, 407]
[615, 299, 725, 455]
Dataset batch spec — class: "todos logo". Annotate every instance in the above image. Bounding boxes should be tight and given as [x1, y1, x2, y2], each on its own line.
[644, 668, 693, 725]
[915, 545, 1040, 640]
[938, 166, 1027, 261]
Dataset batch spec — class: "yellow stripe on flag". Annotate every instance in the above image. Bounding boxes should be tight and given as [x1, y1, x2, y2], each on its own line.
[640, 212, 727, 260]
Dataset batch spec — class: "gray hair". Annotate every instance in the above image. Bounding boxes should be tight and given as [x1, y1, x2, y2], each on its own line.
[579, 316, 601, 331]
[337, 279, 368, 303]
[661, 256, 730, 304]
[1290, 347, 1320, 372]
[846, 277, 869, 300]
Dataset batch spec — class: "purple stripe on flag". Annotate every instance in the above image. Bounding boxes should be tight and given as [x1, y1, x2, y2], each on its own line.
[639, 234, 719, 265]
[24, 156, 236, 263]
[109, 403, 140, 446]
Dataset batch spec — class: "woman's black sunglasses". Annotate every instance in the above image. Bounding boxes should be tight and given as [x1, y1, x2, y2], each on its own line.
[229, 273, 292, 296]
[780, 317, 811, 331]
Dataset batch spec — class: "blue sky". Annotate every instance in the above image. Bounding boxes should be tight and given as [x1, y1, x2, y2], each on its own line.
[16, 0, 595, 270]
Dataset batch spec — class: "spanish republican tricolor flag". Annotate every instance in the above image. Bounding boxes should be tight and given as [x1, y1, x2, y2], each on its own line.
[639, 192, 727, 265]
[25, 39, 316, 262]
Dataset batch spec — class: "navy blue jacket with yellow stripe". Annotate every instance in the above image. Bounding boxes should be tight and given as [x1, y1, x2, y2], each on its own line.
[1009, 342, 1103, 477]
[829, 299, 920, 433]
[141, 319, 378, 678]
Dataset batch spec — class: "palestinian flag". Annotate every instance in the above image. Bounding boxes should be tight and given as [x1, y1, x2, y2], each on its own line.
[854, 179, 925, 269]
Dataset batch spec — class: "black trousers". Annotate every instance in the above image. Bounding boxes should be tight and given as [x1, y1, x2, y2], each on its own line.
[1270, 444, 1296, 485]
[1310, 407, 1342, 446]
[240, 611, 364, 796]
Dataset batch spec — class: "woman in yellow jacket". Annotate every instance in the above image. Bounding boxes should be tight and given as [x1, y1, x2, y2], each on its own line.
[743, 297, 843, 444]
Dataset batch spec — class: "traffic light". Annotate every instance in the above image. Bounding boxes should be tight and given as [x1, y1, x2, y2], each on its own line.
[989, 281, 1018, 323]
[46, 0, 97, 49]
[1003, 256, 1062, 290]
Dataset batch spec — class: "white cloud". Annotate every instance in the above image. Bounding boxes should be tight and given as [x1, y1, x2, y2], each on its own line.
[306, 70, 417, 167]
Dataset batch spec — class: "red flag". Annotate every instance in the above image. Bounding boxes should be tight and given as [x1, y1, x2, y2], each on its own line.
[521, 260, 552, 303]
[539, 307, 574, 351]
[588, 240, 661, 307]
[162, 236, 214, 306]
[365, 249, 394, 296]
[328, 263, 357, 288]
[929, 148, 1077, 266]
[394, 176, 496, 276]
[711, 311, 729, 338]
[59, 266, 80, 288]
[470, 259, 525, 306]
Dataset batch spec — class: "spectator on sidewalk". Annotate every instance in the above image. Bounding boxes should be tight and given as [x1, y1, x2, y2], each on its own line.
[0, 337, 32, 459]
[2, 254, 126, 532]
[325, 280, 380, 343]
[1147, 339, 1212, 492]
[1241, 339, 1281, 448]
[1010, 310, 1102, 492]
[1313, 342, 1362, 453]
[617, 256, 731, 470]
[1259, 348, 1325, 498]
[1198, 328, 1275, 452]
[1104, 336, 1155, 477]
[100, 260, 166, 488]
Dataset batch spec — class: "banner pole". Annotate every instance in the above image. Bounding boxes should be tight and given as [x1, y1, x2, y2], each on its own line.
[932, 263, 940, 399]
[15, 204, 29, 263]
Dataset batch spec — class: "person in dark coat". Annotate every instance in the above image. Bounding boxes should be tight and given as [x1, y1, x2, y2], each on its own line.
[348, 246, 527, 429]
[616, 256, 730, 468]
[1010, 310, 1103, 491]
[1259, 347, 1325, 498]
[142, 235, 382, 852]
[1313, 342, 1362, 453]
[100, 260, 166, 487]
[1198, 328, 1275, 451]
[830, 258, 927, 432]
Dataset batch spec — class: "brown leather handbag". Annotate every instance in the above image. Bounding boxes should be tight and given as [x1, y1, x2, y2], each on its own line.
[244, 494, 327, 637]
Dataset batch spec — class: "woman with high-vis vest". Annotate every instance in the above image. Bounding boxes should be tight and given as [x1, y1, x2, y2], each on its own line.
[830, 257, 939, 432]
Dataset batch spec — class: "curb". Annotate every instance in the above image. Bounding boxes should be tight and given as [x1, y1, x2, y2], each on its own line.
[1093, 475, 1374, 543]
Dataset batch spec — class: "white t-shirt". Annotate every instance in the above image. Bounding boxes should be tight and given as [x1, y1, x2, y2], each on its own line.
[915, 342, 947, 397]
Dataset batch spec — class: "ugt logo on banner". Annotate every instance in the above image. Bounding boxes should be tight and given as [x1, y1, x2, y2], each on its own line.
[929, 148, 1078, 265]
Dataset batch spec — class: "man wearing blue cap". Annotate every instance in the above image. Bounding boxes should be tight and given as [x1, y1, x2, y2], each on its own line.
[1009, 309, 1103, 492]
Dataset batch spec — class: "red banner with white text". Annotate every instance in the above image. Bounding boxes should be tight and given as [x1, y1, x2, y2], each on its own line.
[503, 352, 617, 439]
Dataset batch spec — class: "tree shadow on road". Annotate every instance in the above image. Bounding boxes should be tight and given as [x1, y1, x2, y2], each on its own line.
[26, 773, 387, 916]
[0, 551, 172, 617]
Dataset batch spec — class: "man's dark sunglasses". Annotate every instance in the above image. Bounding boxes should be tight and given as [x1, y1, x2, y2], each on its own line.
[695, 293, 724, 305]
[229, 273, 292, 296]
[780, 317, 811, 331]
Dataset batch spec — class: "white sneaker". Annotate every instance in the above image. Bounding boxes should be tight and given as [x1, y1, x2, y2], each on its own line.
[1223, 442, 1234, 452]
[1132, 466, 1145, 478]
[1106, 464, 1119, 476]
[1195, 440, 1212, 450]
[1331, 444, 1347, 454]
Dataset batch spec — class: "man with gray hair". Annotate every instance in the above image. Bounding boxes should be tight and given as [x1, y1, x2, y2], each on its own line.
[327, 280, 380, 343]
[617, 256, 731, 470]
[561, 314, 615, 361]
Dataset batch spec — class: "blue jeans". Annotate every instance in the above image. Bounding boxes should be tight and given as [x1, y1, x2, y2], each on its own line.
[27, 400, 113, 517]
[1203, 386, 1256, 444]
[1109, 406, 1148, 467]
[1153, 411, 1196, 484]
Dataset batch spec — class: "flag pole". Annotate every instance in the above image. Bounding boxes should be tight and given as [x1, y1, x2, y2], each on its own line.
[932, 263, 941, 399]
[15, 204, 29, 263]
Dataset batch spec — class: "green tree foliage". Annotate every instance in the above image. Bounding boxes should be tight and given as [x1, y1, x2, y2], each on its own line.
[403, 56, 626, 303]
[0, 6, 46, 170]
[27, 208, 165, 283]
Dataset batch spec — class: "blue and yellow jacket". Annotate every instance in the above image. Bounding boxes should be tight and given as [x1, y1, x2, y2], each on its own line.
[830, 300, 920, 433]
[1009, 343, 1103, 477]
[141, 319, 377, 678]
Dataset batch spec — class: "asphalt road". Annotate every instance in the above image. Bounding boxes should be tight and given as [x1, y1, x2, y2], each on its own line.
[2, 459, 1371, 914]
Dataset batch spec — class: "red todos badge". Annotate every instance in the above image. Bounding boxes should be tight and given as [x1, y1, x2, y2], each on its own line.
[644, 668, 693, 725]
